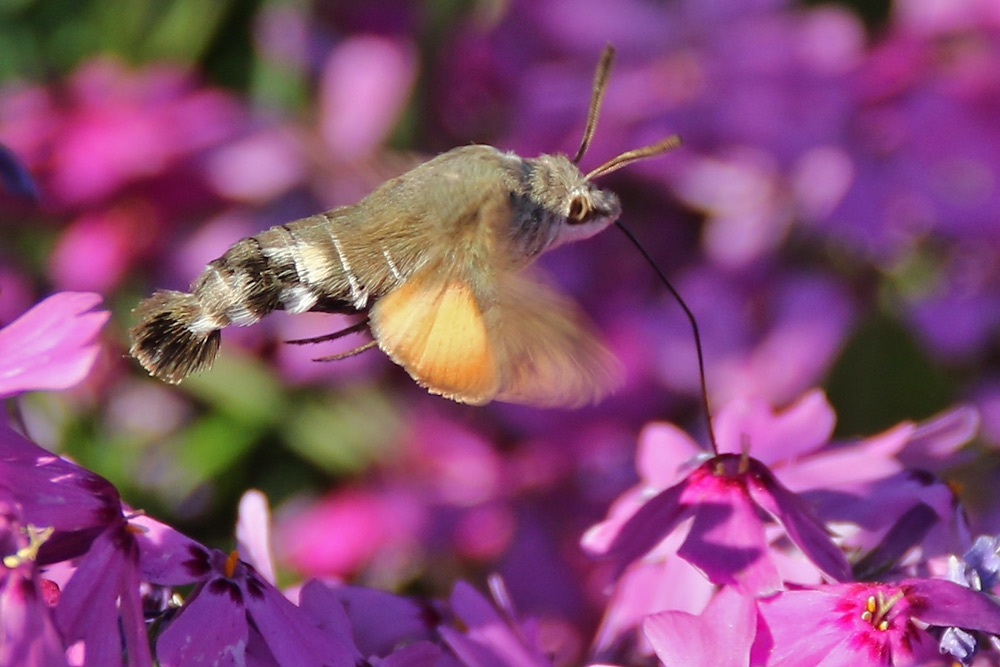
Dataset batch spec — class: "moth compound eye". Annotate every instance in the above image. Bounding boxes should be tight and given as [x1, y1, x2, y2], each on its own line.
[567, 197, 590, 223]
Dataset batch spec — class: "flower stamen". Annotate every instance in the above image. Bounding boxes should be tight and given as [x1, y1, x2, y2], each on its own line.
[3, 524, 54, 568]
[224, 550, 239, 579]
[860, 591, 905, 631]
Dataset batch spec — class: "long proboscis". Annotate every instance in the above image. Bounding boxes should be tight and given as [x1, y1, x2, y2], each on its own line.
[573, 45, 616, 165]
[585, 135, 682, 181]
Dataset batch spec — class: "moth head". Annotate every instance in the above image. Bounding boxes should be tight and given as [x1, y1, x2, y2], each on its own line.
[536, 45, 681, 250]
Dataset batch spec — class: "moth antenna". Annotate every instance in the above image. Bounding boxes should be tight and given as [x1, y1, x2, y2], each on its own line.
[573, 44, 616, 165]
[313, 340, 377, 362]
[585, 135, 682, 181]
[615, 221, 719, 455]
[285, 319, 370, 345]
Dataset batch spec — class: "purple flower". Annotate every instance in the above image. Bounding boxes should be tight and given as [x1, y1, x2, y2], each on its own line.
[757, 579, 1000, 665]
[0, 292, 108, 398]
[439, 577, 553, 667]
[0, 423, 199, 667]
[157, 546, 361, 666]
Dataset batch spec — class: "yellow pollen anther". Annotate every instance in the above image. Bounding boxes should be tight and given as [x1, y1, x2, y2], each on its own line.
[866, 596, 877, 614]
[861, 610, 873, 622]
[878, 620, 889, 631]
[2, 525, 54, 568]
[862, 590, 906, 631]
[224, 550, 239, 579]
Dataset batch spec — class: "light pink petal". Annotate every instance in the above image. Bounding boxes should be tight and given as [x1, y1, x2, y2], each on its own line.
[644, 587, 756, 667]
[236, 490, 276, 585]
[715, 390, 835, 462]
[756, 590, 853, 666]
[899, 406, 979, 469]
[603, 479, 692, 576]
[442, 581, 549, 667]
[0, 571, 67, 667]
[636, 421, 703, 485]
[320, 36, 417, 160]
[593, 549, 715, 653]
[0, 292, 108, 397]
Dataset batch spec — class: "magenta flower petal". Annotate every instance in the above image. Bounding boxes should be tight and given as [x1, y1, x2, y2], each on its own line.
[905, 579, 1000, 633]
[156, 583, 250, 666]
[132, 514, 209, 586]
[0, 292, 108, 397]
[715, 390, 836, 462]
[603, 479, 692, 576]
[745, 460, 852, 583]
[677, 472, 780, 595]
[644, 587, 756, 667]
[0, 570, 67, 667]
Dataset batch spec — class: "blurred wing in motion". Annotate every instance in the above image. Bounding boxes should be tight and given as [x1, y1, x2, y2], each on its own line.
[489, 273, 622, 408]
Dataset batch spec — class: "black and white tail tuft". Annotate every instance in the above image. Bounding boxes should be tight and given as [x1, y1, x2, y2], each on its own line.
[129, 290, 221, 384]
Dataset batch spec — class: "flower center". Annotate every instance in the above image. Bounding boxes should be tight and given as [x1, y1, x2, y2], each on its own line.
[860, 591, 904, 631]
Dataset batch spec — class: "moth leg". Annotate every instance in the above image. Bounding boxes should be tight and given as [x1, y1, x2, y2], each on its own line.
[313, 340, 377, 362]
[285, 318, 370, 345]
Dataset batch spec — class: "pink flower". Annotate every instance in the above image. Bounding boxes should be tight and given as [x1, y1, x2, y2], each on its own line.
[0, 292, 108, 398]
[757, 580, 1000, 666]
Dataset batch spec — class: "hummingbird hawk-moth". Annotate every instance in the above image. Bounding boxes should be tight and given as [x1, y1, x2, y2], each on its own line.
[129, 45, 680, 407]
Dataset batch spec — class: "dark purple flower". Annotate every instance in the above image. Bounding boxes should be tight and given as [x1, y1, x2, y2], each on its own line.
[757, 579, 1000, 666]
[157, 546, 361, 666]
[0, 141, 37, 199]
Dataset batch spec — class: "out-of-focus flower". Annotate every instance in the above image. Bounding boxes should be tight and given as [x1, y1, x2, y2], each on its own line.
[937, 536, 1000, 664]
[0, 142, 37, 200]
[439, 577, 553, 667]
[0, 292, 108, 398]
[757, 579, 1000, 666]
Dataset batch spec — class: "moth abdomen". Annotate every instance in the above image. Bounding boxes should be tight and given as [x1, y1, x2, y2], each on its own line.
[129, 223, 348, 383]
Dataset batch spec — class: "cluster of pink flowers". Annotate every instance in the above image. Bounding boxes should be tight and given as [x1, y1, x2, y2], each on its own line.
[1, 287, 999, 665]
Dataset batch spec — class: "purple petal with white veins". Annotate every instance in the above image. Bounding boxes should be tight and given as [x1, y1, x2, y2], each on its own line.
[906, 579, 1000, 633]
[157, 583, 249, 667]
[747, 461, 851, 582]
[0, 292, 108, 397]
[247, 578, 360, 667]
[236, 489, 276, 585]
[677, 480, 780, 595]
[603, 478, 692, 575]
[644, 587, 756, 667]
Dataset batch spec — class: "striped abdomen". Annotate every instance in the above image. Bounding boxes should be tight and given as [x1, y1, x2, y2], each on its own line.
[129, 207, 402, 383]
